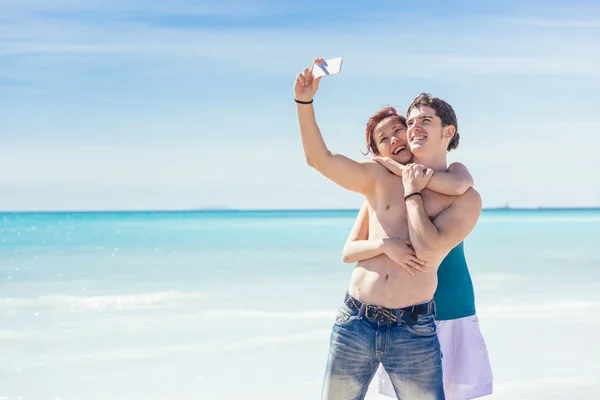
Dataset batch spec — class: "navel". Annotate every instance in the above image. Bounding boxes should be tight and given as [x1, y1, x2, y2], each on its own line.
[385, 204, 390, 210]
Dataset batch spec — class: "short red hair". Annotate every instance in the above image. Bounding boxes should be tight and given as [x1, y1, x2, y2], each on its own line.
[364, 106, 407, 156]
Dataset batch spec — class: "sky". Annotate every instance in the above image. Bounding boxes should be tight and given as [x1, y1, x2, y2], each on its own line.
[1, 0, 600, 211]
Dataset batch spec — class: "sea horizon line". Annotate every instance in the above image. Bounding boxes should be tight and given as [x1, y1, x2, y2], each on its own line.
[1, 206, 599, 214]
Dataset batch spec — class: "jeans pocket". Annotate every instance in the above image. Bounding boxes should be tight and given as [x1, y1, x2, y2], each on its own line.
[334, 304, 357, 327]
[405, 313, 437, 337]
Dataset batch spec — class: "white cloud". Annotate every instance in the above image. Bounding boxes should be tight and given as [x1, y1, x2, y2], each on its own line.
[1, 5, 599, 79]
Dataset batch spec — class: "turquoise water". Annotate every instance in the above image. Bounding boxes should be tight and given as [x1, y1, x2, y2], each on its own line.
[2, 209, 600, 399]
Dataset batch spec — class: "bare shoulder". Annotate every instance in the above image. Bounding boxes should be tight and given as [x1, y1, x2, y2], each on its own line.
[448, 161, 467, 170]
[446, 187, 482, 221]
[357, 159, 395, 176]
[357, 159, 378, 167]
[457, 187, 482, 208]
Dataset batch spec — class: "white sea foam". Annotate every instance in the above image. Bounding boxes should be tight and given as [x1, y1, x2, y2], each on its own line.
[201, 309, 335, 320]
[492, 375, 600, 399]
[200, 300, 600, 323]
[478, 299, 600, 319]
[0, 330, 39, 341]
[1, 290, 206, 312]
[223, 329, 330, 351]
[3, 329, 330, 366]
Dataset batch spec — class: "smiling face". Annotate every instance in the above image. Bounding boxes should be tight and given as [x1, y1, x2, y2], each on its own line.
[406, 106, 445, 154]
[406, 106, 455, 156]
[373, 116, 412, 164]
[406, 92, 460, 153]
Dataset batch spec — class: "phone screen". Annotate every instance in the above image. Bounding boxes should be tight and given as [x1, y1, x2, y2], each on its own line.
[313, 57, 343, 78]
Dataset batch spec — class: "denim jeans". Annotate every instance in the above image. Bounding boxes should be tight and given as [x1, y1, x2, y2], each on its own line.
[321, 293, 444, 400]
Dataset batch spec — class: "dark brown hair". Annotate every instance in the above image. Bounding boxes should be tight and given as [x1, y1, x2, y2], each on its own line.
[364, 106, 407, 156]
[406, 93, 459, 151]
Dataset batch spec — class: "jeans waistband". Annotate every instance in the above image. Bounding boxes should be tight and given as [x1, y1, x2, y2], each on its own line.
[344, 292, 435, 324]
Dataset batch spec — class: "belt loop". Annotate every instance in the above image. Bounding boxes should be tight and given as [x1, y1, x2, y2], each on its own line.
[358, 303, 366, 319]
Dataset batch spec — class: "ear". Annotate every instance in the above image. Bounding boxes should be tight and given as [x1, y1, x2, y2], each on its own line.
[444, 125, 456, 140]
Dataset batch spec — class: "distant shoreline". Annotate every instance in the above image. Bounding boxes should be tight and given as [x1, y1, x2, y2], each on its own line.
[1, 207, 599, 214]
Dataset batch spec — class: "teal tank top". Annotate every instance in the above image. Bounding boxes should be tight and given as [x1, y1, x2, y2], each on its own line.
[433, 241, 476, 320]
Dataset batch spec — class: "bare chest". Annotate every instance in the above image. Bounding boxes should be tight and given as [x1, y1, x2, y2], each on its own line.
[367, 175, 454, 237]
[366, 175, 408, 237]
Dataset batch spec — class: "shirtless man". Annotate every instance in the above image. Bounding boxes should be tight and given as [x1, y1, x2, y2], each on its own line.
[294, 59, 482, 400]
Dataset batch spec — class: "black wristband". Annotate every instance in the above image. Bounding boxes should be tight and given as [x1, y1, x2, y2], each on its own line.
[295, 98, 313, 104]
[404, 192, 422, 201]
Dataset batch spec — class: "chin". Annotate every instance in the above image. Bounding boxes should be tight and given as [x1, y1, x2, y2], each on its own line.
[409, 145, 425, 154]
[392, 153, 412, 164]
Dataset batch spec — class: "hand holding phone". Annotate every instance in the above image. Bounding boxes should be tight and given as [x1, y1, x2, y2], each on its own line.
[294, 57, 343, 103]
[312, 57, 343, 78]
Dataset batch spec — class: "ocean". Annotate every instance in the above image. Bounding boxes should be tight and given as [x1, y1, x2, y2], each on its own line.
[1, 209, 600, 399]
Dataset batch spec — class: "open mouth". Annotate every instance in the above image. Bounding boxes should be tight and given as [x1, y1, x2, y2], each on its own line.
[411, 134, 427, 144]
[392, 146, 406, 155]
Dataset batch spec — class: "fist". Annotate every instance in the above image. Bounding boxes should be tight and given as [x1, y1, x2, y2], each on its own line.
[293, 58, 323, 102]
[402, 163, 433, 193]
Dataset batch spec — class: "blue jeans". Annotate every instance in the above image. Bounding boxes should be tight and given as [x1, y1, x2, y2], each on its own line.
[321, 293, 444, 400]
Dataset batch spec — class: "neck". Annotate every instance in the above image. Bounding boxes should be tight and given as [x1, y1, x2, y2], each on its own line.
[413, 150, 448, 172]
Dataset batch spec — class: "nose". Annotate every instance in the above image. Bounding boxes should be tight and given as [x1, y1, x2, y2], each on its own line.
[408, 123, 421, 138]
[390, 136, 399, 144]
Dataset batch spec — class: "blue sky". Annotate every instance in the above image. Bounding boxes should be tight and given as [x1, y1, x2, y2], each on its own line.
[2, 0, 600, 211]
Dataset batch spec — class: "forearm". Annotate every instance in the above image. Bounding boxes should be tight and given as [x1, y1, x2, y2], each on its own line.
[296, 104, 331, 168]
[342, 239, 385, 263]
[404, 195, 442, 261]
[426, 171, 472, 196]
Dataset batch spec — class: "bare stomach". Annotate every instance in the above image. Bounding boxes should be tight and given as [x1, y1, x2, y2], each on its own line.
[349, 254, 438, 309]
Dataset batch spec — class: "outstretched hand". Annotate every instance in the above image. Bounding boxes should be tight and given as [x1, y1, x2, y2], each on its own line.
[293, 58, 323, 103]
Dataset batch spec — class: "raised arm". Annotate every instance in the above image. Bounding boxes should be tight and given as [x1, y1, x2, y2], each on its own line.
[374, 157, 473, 196]
[295, 59, 378, 195]
[402, 165, 482, 263]
[341, 202, 428, 274]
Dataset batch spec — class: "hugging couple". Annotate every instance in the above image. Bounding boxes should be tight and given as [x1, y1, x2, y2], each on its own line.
[294, 58, 493, 400]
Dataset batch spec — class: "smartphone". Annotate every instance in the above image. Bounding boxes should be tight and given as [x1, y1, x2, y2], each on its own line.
[312, 57, 343, 78]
